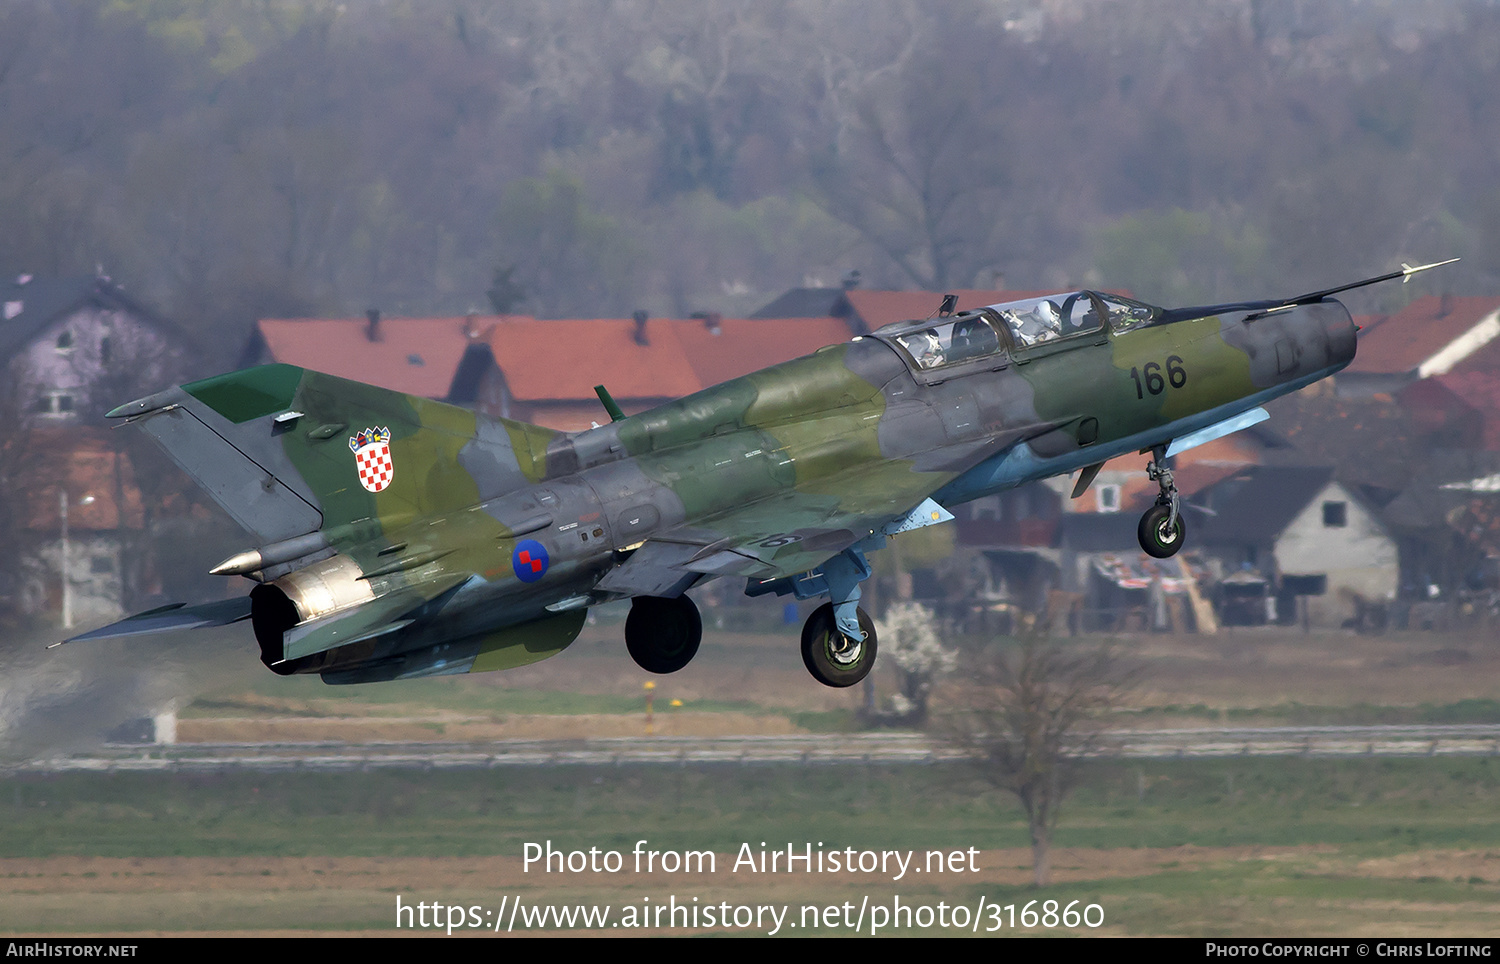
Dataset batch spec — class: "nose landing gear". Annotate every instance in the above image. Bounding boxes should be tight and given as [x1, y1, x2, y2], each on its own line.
[1138, 444, 1185, 558]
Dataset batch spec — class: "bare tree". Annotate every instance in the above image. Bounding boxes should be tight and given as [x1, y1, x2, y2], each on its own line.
[0, 368, 42, 622]
[802, 0, 1022, 290]
[936, 633, 1137, 887]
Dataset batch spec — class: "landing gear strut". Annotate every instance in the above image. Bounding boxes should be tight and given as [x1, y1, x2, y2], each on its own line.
[742, 542, 886, 687]
[625, 595, 702, 674]
[801, 602, 878, 688]
[1138, 443, 1185, 558]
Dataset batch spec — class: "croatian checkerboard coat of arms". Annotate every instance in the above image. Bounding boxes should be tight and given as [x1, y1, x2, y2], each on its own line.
[349, 427, 394, 493]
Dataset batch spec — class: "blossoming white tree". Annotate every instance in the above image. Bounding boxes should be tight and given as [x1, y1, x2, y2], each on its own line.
[873, 601, 957, 724]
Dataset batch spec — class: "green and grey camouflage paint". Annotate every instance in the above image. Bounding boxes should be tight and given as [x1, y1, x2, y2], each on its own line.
[89, 286, 1358, 683]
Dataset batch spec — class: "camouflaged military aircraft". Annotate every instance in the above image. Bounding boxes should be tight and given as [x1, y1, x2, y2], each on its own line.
[64, 260, 1454, 687]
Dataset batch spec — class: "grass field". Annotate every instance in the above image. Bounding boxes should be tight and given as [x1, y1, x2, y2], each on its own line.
[6, 621, 1500, 935]
[170, 619, 1500, 735]
[4, 759, 1500, 935]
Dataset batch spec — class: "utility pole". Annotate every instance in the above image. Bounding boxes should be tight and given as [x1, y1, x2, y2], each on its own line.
[60, 490, 95, 630]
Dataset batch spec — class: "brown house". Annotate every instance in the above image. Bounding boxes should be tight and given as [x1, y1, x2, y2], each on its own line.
[1339, 294, 1500, 397]
[15, 427, 147, 624]
[0, 275, 192, 624]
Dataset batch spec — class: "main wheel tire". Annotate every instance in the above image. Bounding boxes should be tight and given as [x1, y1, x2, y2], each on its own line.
[800, 603, 878, 688]
[625, 595, 702, 674]
[1138, 503, 1186, 558]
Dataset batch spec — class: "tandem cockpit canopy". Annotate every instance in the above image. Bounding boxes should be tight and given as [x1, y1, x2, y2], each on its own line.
[877, 290, 1162, 371]
[888, 313, 1004, 371]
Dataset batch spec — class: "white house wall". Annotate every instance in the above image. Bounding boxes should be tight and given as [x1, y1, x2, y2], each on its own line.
[1274, 481, 1398, 626]
[21, 535, 125, 625]
[14, 308, 172, 419]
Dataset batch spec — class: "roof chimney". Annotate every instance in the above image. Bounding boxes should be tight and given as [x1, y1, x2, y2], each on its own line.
[366, 308, 382, 342]
[632, 309, 649, 346]
[1439, 293, 1454, 318]
[841, 269, 862, 291]
[690, 311, 723, 335]
[463, 312, 479, 339]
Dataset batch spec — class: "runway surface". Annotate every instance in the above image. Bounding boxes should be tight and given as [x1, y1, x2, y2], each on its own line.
[13, 725, 1500, 772]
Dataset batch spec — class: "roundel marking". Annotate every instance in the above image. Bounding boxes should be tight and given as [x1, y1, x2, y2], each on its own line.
[512, 539, 550, 583]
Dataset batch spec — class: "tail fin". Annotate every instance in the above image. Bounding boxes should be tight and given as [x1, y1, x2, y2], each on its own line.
[110, 364, 560, 544]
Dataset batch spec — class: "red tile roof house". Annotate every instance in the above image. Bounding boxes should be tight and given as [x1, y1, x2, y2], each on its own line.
[246, 288, 1124, 429]
[246, 310, 862, 432]
[245, 310, 496, 401]
[670, 315, 853, 387]
[1338, 294, 1500, 397]
[477, 316, 705, 430]
[1398, 371, 1500, 451]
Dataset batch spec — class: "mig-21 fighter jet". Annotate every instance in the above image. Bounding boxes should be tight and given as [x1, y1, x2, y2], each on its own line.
[65, 260, 1455, 687]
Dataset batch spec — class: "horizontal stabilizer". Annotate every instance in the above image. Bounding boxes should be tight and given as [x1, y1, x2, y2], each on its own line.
[60, 597, 253, 645]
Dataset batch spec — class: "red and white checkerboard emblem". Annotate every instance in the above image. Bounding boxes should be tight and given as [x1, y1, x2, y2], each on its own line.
[349, 427, 394, 493]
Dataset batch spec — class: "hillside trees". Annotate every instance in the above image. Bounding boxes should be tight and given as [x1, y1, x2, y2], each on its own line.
[0, 0, 1498, 344]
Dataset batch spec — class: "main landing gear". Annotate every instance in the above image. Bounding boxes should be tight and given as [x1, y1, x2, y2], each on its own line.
[743, 544, 883, 688]
[623, 590, 879, 687]
[1137, 443, 1186, 558]
[801, 602, 878, 688]
[625, 594, 702, 674]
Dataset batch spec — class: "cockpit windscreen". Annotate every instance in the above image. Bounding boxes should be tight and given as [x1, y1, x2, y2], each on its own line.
[892, 315, 1004, 371]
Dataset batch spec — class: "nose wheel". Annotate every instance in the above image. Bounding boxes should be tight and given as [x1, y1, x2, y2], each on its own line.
[1138, 502, 1186, 558]
[1137, 444, 1185, 558]
[801, 602, 878, 687]
[625, 595, 702, 674]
